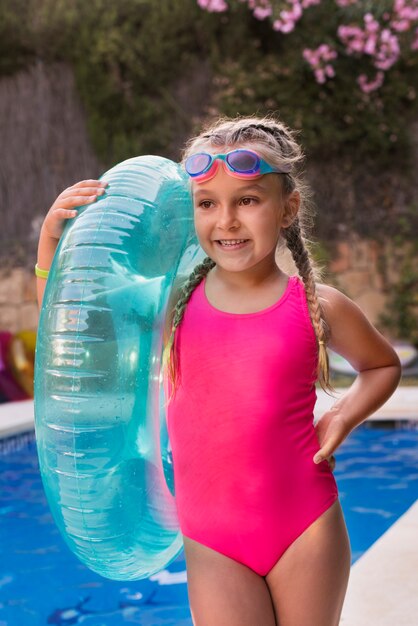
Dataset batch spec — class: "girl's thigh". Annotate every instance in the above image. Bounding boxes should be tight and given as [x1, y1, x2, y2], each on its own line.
[183, 535, 277, 626]
[265, 500, 351, 626]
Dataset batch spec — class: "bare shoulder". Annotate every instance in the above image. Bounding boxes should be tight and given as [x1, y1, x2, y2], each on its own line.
[315, 282, 401, 372]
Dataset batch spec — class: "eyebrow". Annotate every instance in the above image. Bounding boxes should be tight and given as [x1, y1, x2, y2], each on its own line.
[193, 183, 268, 197]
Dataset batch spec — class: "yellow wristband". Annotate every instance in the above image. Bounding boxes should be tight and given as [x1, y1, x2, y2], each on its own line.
[35, 263, 50, 279]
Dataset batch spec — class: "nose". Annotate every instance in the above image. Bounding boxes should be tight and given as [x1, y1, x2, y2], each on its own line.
[216, 202, 240, 230]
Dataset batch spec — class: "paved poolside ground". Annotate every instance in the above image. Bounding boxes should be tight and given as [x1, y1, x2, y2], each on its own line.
[1, 385, 417, 625]
[340, 500, 418, 626]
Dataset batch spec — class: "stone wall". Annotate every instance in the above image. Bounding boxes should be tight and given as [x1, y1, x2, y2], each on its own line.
[328, 234, 416, 341]
[0, 231, 412, 340]
[328, 234, 387, 325]
[0, 268, 39, 334]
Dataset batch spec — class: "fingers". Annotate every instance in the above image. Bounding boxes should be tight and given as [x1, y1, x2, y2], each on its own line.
[60, 180, 108, 199]
[314, 451, 337, 471]
[58, 193, 104, 208]
[54, 207, 82, 219]
[43, 180, 109, 238]
[61, 188, 105, 198]
[314, 439, 337, 463]
[67, 179, 108, 190]
[43, 179, 109, 240]
[53, 180, 109, 211]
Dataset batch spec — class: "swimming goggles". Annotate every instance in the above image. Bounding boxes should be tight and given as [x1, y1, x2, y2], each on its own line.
[184, 149, 291, 183]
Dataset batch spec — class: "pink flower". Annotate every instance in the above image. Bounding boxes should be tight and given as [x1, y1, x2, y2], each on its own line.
[197, 0, 228, 12]
[364, 35, 377, 55]
[392, 19, 413, 31]
[253, 6, 273, 19]
[315, 68, 326, 83]
[393, 0, 418, 21]
[357, 71, 385, 93]
[303, 44, 338, 84]
[270, 0, 320, 32]
[338, 13, 401, 71]
[364, 13, 380, 33]
[248, 0, 273, 20]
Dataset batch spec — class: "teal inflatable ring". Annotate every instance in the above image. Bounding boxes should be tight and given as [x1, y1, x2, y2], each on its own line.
[34, 155, 206, 580]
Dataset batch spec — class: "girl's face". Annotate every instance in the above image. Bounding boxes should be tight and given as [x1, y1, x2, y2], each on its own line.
[191, 159, 298, 278]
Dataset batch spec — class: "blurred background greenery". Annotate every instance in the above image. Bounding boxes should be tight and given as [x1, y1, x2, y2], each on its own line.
[1, 0, 416, 166]
[0, 0, 417, 346]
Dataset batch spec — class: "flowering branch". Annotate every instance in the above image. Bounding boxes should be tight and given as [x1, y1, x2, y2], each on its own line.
[197, 0, 418, 92]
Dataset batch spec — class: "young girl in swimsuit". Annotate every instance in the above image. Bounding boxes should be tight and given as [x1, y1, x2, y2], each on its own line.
[36, 114, 401, 626]
[161, 115, 402, 626]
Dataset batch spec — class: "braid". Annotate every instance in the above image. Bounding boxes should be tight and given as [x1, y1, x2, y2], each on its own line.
[230, 123, 285, 144]
[283, 218, 337, 395]
[162, 256, 216, 404]
[250, 124, 296, 161]
[245, 123, 287, 140]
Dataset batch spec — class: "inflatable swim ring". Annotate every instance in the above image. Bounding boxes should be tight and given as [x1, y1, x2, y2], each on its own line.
[34, 155, 205, 580]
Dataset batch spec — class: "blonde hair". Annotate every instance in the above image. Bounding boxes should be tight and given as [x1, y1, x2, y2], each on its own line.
[162, 113, 337, 403]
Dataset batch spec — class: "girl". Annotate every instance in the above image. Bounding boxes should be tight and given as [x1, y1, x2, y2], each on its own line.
[36, 114, 402, 626]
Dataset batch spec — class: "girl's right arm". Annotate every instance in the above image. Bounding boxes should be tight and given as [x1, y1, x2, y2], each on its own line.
[36, 179, 108, 310]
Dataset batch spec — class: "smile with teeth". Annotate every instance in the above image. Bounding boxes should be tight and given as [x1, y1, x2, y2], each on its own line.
[216, 239, 249, 247]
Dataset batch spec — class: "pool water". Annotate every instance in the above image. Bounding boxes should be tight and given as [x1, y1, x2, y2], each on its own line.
[1, 421, 418, 625]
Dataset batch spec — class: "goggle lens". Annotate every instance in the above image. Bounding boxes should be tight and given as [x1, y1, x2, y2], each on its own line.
[186, 153, 212, 176]
[226, 150, 259, 173]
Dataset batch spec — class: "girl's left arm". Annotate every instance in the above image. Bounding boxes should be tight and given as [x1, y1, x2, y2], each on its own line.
[312, 283, 402, 464]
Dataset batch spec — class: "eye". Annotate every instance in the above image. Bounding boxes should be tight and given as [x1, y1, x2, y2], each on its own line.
[241, 197, 258, 205]
[197, 200, 214, 209]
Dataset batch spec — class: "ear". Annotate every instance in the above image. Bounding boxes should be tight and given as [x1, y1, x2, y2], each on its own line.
[282, 190, 300, 228]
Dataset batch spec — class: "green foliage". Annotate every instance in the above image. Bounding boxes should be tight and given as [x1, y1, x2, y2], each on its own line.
[1, 0, 221, 163]
[376, 210, 418, 343]
[209, 0, 418, 167]
[0, 0, 34, 74]
[2, 0, 417, 167]
[378, 238, 418, 345]
[54, 0, 216, 163]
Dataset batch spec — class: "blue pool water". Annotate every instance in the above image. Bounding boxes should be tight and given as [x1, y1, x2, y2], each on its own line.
[1, 420, 418, 625]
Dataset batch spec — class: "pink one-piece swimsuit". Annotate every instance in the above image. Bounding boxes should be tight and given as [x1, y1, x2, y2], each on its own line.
[165, 273, 339, 577]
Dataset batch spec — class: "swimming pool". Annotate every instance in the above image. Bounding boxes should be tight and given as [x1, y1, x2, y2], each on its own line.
[1, 420, 417, 625]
